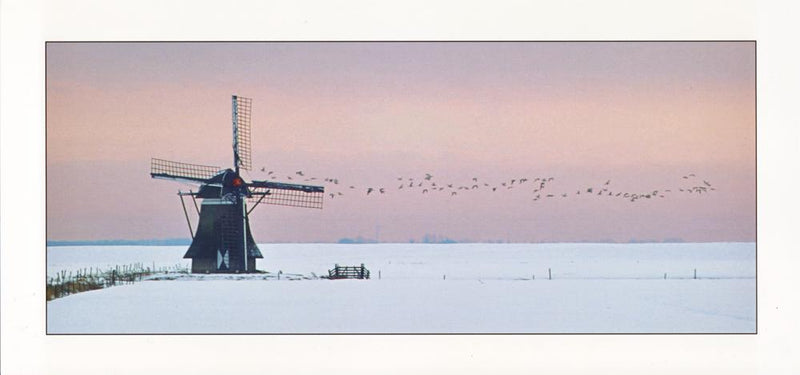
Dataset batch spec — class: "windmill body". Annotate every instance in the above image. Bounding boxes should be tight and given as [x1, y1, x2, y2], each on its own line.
[181, 168, 261, 273]
[150, 95, 324, 273]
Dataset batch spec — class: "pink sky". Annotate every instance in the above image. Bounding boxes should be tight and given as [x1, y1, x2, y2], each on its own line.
[46, 42, 755, 242]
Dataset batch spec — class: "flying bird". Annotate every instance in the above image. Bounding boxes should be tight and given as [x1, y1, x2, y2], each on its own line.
[425, 173, 433, 180]
[367, 188, 374, 195]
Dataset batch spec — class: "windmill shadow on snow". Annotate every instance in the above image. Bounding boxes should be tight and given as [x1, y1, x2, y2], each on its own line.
[151, 95, 325, 274]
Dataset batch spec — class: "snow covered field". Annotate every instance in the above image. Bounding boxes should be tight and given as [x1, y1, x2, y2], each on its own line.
[46, 242, 755, 334]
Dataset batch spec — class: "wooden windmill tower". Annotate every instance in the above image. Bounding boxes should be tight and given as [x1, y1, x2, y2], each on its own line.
[150, 95, 324, 273]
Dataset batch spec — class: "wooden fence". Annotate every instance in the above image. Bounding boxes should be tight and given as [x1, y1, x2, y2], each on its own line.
[328, 263, 370, 279]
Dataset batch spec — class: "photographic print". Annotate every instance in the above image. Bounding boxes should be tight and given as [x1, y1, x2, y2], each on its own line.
[45, 41, 756, 334]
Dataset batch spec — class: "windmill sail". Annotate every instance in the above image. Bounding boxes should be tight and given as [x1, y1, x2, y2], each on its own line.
[150, 158, 221, 184]
[232, 95, 252, 172]
[249, 180, 325, 209]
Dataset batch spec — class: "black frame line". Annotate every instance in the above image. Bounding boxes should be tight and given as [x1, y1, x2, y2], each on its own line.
[44, 40, 758, 336]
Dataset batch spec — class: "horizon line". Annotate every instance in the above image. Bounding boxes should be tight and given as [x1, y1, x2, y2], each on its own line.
[46, 238, 757, 246]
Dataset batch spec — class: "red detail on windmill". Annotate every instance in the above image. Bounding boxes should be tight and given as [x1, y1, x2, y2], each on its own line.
[232, 177, 243, 187]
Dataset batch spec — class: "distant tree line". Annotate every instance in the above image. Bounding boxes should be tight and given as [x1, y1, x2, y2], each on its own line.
[47, 238, 192, 246]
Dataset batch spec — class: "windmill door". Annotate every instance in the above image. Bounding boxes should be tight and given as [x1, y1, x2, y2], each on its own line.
[215, 213, 242, 271]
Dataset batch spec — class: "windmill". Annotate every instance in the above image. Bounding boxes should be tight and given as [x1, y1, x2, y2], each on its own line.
[150, 95, 324, 273]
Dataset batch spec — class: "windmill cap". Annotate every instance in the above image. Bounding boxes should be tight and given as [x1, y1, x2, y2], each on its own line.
[217, 169, 247, 188]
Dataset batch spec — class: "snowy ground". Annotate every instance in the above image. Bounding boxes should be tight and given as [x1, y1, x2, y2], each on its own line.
[46, 242, 755, 333]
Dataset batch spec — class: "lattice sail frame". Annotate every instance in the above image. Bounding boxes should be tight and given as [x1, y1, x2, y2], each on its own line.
[249, 186, 324, 209]
[150, 158, 221, 182]
[232, 95, 252, 171]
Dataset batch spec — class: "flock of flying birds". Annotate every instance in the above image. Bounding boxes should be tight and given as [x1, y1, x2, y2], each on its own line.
[258, 167, 716, 204]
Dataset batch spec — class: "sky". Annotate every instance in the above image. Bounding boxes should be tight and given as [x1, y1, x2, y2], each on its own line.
[46, 42, 755, 243]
